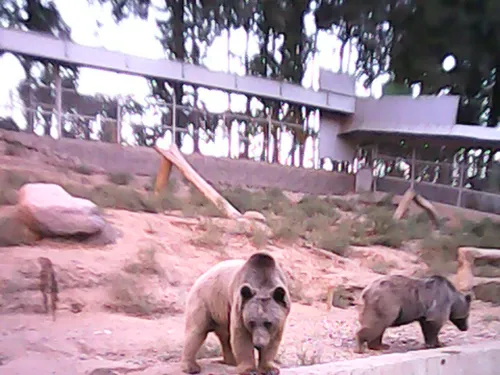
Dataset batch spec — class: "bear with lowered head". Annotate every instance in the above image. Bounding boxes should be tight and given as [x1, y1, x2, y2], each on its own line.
[355, 274, 472, 353]
[180, 252, 291, 375]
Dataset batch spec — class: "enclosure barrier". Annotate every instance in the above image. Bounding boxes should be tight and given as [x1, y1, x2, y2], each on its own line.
[281, 341, 500, 375]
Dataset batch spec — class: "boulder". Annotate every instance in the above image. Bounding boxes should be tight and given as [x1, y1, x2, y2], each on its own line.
[0, 206, 39, 247]
[18, 183, 106, 237]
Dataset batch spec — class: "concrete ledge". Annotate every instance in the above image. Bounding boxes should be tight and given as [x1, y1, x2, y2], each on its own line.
[281, 341, 500, 374]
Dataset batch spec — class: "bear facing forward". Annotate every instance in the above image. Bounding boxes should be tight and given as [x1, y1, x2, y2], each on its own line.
[355, 274, 472, 353]
[180, 252, 291, 374]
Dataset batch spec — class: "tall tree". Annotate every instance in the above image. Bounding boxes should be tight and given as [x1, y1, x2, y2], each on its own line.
[96, 0, 226, 148]
[1, 0, 77, 134]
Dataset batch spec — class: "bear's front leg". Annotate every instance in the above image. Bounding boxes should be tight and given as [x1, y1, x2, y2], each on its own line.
[214, 327, 236, 366]
[230, 325, 257, 374]
[257, 330, 282, 374]
[419, 319, 444, 349]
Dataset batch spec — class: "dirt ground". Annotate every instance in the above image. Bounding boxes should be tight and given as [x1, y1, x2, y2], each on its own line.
[1, 208, 500, 375]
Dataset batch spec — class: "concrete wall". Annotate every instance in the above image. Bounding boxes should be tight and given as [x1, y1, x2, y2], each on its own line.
[319, 112, 356, 162]
[0, 130, 354, 196]
[318, 70, 356, 97]
[377, 177, 500, 215]
[282, 341, 500, 375]
[351, 95, 460, 130]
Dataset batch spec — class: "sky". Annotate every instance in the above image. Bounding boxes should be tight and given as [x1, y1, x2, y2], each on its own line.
[0, 0, 457, 169]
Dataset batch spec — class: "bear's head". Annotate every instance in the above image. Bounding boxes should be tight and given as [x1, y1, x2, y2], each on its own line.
[450, 292, 472, 331]
[239, 283, 290, 351]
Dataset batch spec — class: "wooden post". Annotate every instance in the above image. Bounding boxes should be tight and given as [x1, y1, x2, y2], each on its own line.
[54, 64, 62, 138]
[410, 146, 416, 189]
[154, 157, 173, 195]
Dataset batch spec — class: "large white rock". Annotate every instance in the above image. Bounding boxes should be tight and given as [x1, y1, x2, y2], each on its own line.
[18, 183, 106, 236]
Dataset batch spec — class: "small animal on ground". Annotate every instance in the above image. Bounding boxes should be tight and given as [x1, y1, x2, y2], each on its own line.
[354, 274, 472, 353]
[180, 251, 291, 375]
[37, 256, 59, 321]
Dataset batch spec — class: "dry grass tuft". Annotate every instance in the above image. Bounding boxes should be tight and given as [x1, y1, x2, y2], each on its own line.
[72, 164, 94, 176]
[123, 246, 165, 277]
[296, 338, 324, 366]
[108, 172, 134, 186]
[309, 227, 350, 257]
[191, 219, 225, 249]
[106, 273, 157, 317]
[249, 226, 269, 248]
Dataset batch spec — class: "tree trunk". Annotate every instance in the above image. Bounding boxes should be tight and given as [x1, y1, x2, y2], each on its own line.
[172, 0, 185, 147]
[22, 59, 35, 134]
[488, 59, 500, 127]
[270, 114, 280, 164]
[260, 125, 268, 162]
[299, 139, 305, 168]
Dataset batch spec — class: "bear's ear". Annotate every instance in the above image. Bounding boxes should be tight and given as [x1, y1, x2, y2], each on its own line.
[465, 293, 472, 304]
[240, 284, 255, 302]
[272, 286, 287, 307]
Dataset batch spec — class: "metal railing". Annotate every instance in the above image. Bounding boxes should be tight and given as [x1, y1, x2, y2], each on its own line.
[0, 83, 322, 170]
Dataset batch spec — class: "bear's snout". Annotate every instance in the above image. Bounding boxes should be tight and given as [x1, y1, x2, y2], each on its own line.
[251, 327, 271, 350]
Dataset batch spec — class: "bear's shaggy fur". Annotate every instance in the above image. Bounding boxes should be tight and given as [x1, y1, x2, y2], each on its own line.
[355, 274, 472, 353]
[180, 252, 291, 374]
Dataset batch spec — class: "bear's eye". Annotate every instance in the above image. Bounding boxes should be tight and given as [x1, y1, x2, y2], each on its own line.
[249, 321, 256, 329]
[263, 321, 272, 330]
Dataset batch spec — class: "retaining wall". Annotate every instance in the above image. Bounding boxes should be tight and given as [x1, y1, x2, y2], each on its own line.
[282, 341, 500, 375]
[377, 176, 500, 215]
[0, 130, 355, 196]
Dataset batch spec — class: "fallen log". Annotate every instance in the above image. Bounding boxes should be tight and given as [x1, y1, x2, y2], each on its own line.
[392, 188, 416, 221]
[413, 193, 440, 229]
[392, 188, 440, 229]
[153, 144, 242, 220]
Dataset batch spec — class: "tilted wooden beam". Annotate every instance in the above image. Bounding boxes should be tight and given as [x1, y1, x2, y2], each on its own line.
[153, 144, 242, 219]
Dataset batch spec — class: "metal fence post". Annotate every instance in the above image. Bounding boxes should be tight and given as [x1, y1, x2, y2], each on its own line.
[54, 64, 62, 138]
[410, 146, 416, 189]
[116, 95, 122, 144]
[457, 162, 465, 207]
[172, 91, 177, 146]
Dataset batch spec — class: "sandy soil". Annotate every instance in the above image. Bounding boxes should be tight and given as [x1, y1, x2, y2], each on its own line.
[1, 209, 500, 375]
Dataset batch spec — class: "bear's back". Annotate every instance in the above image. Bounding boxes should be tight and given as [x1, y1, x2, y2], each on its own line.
[187, 259, 246, 324]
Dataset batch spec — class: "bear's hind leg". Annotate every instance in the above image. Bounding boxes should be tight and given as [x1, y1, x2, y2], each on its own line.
[419, 320, 443, 349]
[367, 329, 390, 351]
[355, 327, 385, 353]
[181, 328, 209, 374]
[214, 327, 236, 366]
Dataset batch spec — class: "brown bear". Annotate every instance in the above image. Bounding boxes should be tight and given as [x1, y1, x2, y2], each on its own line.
[354, 274, 472, 353]
[180, 252, 291, 375]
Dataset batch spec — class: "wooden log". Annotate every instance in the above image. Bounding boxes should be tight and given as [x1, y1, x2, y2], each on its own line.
[153, 144, 242, 219]
[392, 188, 441, 229]
[393, 188, 416, 220]
[413, 193, 440, 229]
